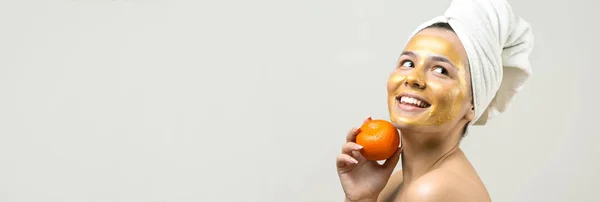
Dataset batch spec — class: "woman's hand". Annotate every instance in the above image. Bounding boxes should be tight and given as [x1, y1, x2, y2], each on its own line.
[336, 117, 402, 202]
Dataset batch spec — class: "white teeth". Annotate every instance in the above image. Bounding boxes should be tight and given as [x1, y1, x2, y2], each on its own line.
[400, 96, 427, 107]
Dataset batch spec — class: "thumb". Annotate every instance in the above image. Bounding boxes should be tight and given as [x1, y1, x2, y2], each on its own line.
[382, 146, 402, 170]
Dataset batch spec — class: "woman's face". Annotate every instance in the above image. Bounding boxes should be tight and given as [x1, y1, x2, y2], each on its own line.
[387, 27, 473, 132]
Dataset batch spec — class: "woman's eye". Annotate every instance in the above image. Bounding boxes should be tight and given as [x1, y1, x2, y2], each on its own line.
[433, 66, 448, 75]
[401, 60, 414, 68]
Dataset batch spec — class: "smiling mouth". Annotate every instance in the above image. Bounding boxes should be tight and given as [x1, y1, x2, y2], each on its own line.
[396, 95, 431, 108]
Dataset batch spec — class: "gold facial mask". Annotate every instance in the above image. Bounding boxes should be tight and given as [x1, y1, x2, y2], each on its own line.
[387, 34, 470, 127]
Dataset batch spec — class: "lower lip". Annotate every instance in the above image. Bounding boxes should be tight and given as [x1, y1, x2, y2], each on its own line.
[396, 101, 428, 113]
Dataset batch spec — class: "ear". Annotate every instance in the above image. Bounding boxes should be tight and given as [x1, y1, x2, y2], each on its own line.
[464, 105, 475, 122]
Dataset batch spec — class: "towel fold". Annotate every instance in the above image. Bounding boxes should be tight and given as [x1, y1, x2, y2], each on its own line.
[408, 0, 535, 125]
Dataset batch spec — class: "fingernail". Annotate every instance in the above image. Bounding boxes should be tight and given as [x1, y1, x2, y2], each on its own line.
[355, 144, 363, 149]
[351, 158, 358, 164]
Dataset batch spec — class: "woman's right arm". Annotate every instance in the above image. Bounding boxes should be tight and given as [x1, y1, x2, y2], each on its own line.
[336, 117, 402, 202]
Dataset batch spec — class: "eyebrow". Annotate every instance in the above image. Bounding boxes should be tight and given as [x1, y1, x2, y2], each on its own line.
[401, 50, 458, 69]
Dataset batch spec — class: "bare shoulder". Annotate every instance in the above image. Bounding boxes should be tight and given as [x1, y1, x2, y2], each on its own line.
[404, 168, 491, 202]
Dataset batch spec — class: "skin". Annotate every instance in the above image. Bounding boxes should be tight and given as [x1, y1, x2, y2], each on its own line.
[336, 27, 492, 202]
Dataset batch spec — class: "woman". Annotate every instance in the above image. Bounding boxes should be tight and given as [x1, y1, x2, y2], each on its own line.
[335, 0, 534, 201]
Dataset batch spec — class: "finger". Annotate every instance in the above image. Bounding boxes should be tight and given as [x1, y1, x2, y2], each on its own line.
[336, 154, 359, 168]
[345, 117, 371, 143]
[342, 142, 363, 155]
[346, 127, 360, 143]
[362, 116, 372, 124]
[352, 150, 367, 162]
[382, 146, 402, 170]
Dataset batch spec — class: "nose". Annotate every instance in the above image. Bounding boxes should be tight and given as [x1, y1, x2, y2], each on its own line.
[404, 72, 426, 89]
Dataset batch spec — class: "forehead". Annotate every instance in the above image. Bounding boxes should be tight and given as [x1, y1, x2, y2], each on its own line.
[404, 28, 468, 67]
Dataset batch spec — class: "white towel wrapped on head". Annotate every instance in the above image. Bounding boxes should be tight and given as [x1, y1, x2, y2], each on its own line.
[408, 0, 534, 126]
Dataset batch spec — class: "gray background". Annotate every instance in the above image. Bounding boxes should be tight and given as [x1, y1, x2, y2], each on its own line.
[0, 0, 598, 201]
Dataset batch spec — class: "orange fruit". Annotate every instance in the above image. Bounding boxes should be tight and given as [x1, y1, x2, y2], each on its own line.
[356, 119, 400, 161]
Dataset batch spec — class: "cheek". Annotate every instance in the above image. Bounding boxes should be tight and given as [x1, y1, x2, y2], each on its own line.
[428, 82, 465, 125]
[387, 72, 404, 93]
[443, 85, 470, 117]
[448, 89, 464, 109]
[430, 82, 463, 106]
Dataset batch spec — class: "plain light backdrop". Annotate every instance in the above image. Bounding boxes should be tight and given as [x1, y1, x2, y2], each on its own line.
[0, 0, 598, 201]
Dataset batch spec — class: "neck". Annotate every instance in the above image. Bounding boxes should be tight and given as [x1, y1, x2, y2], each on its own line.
[400, 129, 462, 184]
